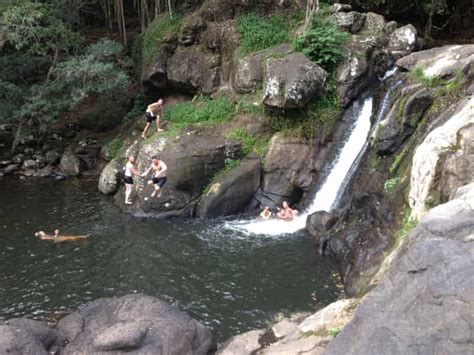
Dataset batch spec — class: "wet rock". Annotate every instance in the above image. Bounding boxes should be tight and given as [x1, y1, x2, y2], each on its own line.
[396, 44, 474, 77]
[385, 24, 417, 59]
[330, 3, 352, 12]
[333, 12, 365, 34]
[373, 85, 433, 155]
[167, 45, 221, 94]
[306, 211, 340, 242]
[261, 134, 315, 204]
[59, 147, 83, 176]
[3, 164, 20, 174]
[22, 159, 37, 170]
[0, 318, 63, 354]
[116, 126, 241, 216]
[44, 150, 61, 165]
[35, 165, 53, 178]
[57, 294, 215, 354]
[11, 154, 24, 165]
[384, 20, 398, 34]
[217, 329, 266, 355]
[325, 186, 474, 355]
[143, 43, 177, 89]
[196, 156, 260, 217]
[409, 97, 473, 219]
[23, 169, 35, 177]
[263, 334, 330, 354]
[263, 52, 327, 108]
[98, 158, 125, 195]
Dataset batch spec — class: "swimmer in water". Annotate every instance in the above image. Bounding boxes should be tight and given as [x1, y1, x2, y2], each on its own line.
[35, 230, 89, 242]
[259, 206, 272, 220]
[276, 201, 298, 221]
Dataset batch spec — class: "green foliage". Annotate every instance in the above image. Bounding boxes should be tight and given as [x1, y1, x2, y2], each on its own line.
[226, 128, 268, 157]
[125, 91, 147, 120]
[236, 14, 290, 56]
[294, 14, 349, 71]
[395, 207, 418, 244]
[0, 2, 82, 57]
[139, 15, 182, 74]
[163, 96, 234, 136]
[410, 65, 443, 87]
[19, 54, 129, 123]
[383, 177, 402, 196]
[328, 327, 342, 337]
[85, 39, 124, 61]
[104, 137, 124, 160]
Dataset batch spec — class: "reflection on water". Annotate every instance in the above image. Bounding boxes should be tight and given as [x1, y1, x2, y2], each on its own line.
[0, 178, 340, 340]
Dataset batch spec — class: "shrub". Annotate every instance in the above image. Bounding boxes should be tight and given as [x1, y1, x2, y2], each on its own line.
[104, 137, 124, 160]
[226, 127, 268, 157]
[163, 96, 234, 136]
[293, 14, 349, 71]
[236, 14, 290, 56]
[410, 65, 443, 87]
[383, 177, 402, 196]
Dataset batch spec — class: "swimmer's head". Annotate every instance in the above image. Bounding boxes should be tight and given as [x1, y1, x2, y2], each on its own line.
[34, 231, 45, 238]
[282, 201, 289, 208]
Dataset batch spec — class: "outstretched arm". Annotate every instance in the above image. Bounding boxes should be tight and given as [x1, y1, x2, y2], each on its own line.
[141, 166, 152, 177]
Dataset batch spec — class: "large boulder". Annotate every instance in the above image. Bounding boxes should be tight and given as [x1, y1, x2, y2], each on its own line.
[98, 158, 125, 195]
[325, 185, 474, 355]
[0, 318, 63, 354]
[260, 134, 315, 205]
[373, 84, 433, 155]
[217, 329, 266, 355]
[117, 126, 241, 216]
[196, 156, 261, 218]
[332, 11, 365, 34]
[396, 44, 474, 77]
[385, 24, 417, 59]
[234, 44, 293, 94]
[167, 45, 221, 94]
[57, 294, 215, 354]
[263, 52, 327, 109]
[59, 147, 83, 176]
[409, 97, 473, 220]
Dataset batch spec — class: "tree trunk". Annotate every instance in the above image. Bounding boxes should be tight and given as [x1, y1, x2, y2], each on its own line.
[304, 0, 319, 31]
[167, 0, 173, 17]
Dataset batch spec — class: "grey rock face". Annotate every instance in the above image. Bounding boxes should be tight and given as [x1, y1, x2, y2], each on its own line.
[196, 156, 261, 217]
[325, 185, 474, 355]
[396, 44, 474, 77]
[362, 12, 385, 33]
[234, 44, 293, 94]
[0, 318, 63, 354]
[59, 147, 83, 176]
[373, 85, 433, 155]
[330, 3, 352, 13]
[263, 52, 327, 108]
[217, 329, 266, 355]
[385, 24, 417, 59]
[57, 294, 215, 354]
[98, 158, 125, 195]
[167, 45, 221, 94]
[333, 11, 365, 34]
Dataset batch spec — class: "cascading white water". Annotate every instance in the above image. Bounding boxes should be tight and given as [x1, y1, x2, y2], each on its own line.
[226, 96, 374, 236]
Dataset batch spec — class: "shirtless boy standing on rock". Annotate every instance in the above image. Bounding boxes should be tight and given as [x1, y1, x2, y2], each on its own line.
[142, 98, 164, 139]
[142, 157, 167, 199]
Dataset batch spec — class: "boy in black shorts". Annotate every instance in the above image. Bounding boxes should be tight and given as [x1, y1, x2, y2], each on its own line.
[142, 98, 164, 139]
[142, 157, 168, 199]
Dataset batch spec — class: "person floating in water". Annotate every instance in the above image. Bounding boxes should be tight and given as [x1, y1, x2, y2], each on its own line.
[142, 157, 167, 200]
[35, 230, 89, 242]
[124, 155, 142, 205]
[276, 201, 298, 221]
[142, 98, 164, 139]
[259, 206, 272, 220]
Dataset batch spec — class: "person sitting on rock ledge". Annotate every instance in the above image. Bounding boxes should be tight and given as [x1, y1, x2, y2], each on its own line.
[259, 206, 272, 220]
[142, 157, 167, 200]
[35, 230, 89, 242]
[276, 201, 298, 221]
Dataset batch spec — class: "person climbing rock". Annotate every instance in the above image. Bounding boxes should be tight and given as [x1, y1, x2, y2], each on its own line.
[259, 206, 272, 220]
[142, 98, 164, 139]
[142, 157, 167, 200]
[276, 201, 298, 221]
[124, 156, 141, 205]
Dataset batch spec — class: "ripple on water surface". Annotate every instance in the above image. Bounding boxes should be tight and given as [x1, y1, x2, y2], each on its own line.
[0, 178, 341, 340]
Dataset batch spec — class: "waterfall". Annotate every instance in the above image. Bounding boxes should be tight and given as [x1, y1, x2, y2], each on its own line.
[225, 72, 399, 236]
[225, 95, 373, 236]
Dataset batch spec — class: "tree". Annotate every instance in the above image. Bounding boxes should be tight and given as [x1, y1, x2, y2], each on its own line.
[304, 0, 319, 31]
